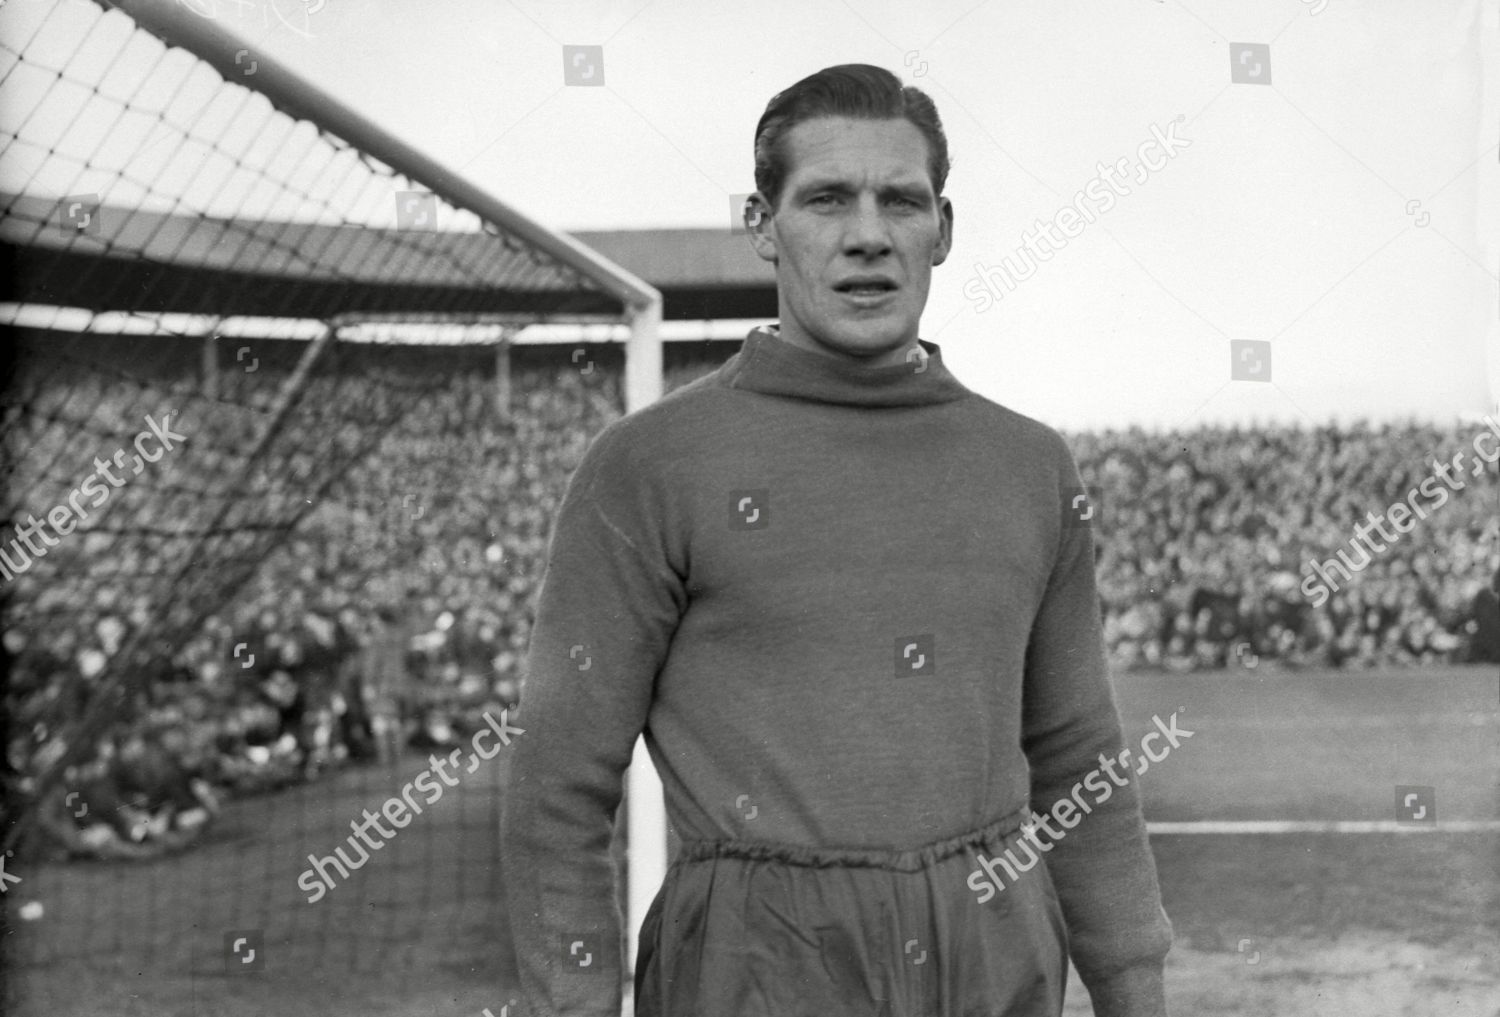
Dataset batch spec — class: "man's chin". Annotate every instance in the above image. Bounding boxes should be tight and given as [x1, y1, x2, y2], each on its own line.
[822, 319, 916, 359]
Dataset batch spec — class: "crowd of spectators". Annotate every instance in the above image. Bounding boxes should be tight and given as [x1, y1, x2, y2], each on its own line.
[4, 349, 1496, 856]
[1073, 425, 1498, 671]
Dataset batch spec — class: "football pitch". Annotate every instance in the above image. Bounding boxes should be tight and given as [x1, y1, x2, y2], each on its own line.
[6, 665, 1497, 1017]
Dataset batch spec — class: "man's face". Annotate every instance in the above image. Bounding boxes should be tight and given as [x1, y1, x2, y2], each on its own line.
[750, 115, 953, 368]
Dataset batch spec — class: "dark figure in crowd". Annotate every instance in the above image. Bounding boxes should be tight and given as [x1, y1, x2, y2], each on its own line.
[1467, 564, 1500, 663]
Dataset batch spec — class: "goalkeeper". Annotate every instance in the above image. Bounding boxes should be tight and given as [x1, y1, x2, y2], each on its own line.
[502, 63, 1172, 1017]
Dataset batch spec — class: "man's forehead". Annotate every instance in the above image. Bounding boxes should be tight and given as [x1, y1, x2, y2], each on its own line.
[782, 116, 932, 187]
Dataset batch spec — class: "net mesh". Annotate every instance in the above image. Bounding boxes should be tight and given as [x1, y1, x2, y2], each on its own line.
[0, 0, 631, 1006]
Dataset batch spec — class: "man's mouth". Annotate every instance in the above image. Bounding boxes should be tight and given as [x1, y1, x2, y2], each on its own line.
[833, 279, 898, 297]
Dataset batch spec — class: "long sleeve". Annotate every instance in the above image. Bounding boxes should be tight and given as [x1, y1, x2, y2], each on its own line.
[1021, 437, 1173, 1015]
[500, 422, 688, 1017]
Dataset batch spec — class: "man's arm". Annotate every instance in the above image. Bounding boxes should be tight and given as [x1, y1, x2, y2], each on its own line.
[500, 424, 687, 1017]
[1021, 438, 1172, 1017]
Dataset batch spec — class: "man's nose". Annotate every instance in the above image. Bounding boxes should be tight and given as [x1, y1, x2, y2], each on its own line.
[842, 196, 893, 256]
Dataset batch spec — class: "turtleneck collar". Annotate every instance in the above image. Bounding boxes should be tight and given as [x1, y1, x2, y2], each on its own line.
[724, 323, 972, 409]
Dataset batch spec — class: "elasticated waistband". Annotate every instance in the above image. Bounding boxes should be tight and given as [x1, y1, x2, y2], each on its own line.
[672, 806, 1033, 874]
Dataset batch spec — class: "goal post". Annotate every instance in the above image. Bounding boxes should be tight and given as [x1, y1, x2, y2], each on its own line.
[622, 299, 668, 990]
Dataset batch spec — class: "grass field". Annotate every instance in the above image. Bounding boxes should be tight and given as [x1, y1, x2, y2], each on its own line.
[5, 665, 1497, 1017]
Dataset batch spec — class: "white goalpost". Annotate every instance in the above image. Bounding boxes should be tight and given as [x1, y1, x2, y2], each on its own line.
[620, 301, 668, 999]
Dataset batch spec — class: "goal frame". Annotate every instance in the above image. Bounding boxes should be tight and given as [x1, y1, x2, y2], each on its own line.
[29, 0, 673, 993]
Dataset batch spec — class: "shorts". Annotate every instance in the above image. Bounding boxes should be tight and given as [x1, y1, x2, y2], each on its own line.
[633, 807, 1068, 1017]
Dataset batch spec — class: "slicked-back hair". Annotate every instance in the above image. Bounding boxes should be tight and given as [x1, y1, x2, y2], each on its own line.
[752, 63, 950, 212]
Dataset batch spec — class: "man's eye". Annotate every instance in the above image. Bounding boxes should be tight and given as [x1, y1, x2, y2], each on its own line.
[809, 194, 839, 206]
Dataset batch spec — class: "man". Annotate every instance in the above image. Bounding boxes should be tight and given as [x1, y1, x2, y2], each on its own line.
[1466, 563, 1500, 662]
[364, 601, 418, 765]
[502, 63, 1172, 1016]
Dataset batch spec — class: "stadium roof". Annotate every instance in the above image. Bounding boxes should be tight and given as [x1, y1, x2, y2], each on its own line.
[2, 197, 776, 323]
[567, 228, 776, 320]
[1, 194, 619, 320]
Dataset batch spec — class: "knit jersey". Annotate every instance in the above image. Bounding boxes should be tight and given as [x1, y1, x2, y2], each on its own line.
[501, 324, 1172, 1015]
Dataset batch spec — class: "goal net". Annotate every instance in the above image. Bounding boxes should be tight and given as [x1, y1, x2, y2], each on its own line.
[1, 0, 660, 1009]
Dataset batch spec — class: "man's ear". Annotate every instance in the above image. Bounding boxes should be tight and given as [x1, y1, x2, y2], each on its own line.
[745, 193, 778, 265]
[931, 195, 954, 267]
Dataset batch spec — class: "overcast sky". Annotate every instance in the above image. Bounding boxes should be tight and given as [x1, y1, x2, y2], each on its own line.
[7, 0, 1498, 430]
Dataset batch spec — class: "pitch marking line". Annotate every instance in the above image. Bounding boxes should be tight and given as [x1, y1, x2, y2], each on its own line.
[1148, 820, 1500, 834]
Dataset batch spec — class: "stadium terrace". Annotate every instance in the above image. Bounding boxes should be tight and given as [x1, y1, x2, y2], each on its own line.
[0, 412, 184, 584]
